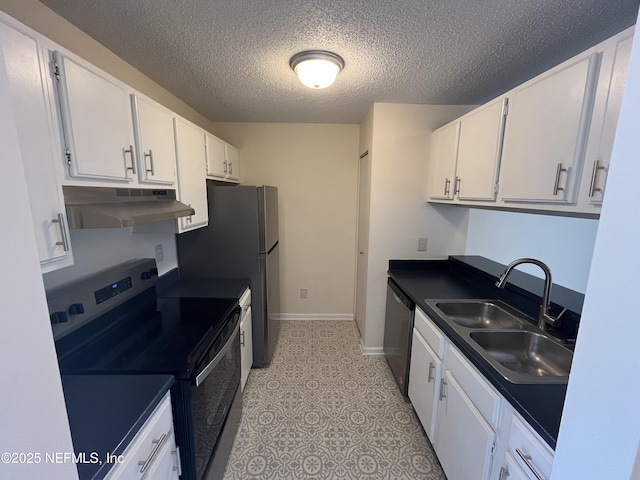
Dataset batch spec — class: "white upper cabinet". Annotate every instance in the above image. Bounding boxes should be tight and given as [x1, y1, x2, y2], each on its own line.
[0, 21, 73, 272]
[427, 122, 459, 200]
[582, 33, 634, 205]
[131, 95, 177, 185]
[206, 133, 227, 179]
[499, 53, 599, 204]
[206, 133, 240, 183]
[52, 51, 136, 182]
[456, 98, 508, 201]
[174, 117, 209, 233]
[226, 143, 240, 182]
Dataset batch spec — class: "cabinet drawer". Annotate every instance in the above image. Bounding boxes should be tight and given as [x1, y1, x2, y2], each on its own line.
[508, 414, 554, 480]
[105, 392, 175, 480]
[445, 344, 501, 427]
[415, 308, 445, 359]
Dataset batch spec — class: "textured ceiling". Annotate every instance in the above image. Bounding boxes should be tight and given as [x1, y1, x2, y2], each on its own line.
[39, 0, 639, 124]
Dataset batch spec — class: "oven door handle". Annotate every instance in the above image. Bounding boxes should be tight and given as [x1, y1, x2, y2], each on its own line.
[194, 322, 240, 387]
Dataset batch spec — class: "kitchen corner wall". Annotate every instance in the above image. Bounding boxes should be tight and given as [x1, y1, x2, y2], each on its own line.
[359, 103, 474, 351]
[210, 122, 360, 318]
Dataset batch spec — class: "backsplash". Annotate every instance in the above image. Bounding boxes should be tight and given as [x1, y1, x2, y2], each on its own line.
[464, 209, 599, 293]
[42, 225, 177, 290]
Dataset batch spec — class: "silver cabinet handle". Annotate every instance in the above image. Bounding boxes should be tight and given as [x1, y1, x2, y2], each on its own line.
[240, 330, 245, 347]
[223, 160, 228, 174]
[439, 378, 447, 400]
[499, 466, 510, 480]
[427, 362, 435, 382]
[588, 160, 606, 197]
[52, 213, 70, 252]
[138, 432, 167, 473]
[229, 161, 233, 175]
[186, 204, 193, 224]
[144, 150, 155, 175]
[443, 178, 451, 196]
[516, 449, 544, 480]
[553, 163, 567, 195]
[454, 177, 461, 195]
[124, 145, 136, 174]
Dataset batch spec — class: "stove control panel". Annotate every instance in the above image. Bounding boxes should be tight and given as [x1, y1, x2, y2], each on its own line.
[46, 258, 158, 340]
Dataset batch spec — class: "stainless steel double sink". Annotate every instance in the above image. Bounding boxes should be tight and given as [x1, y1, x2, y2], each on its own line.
[425, 299, 573, 384]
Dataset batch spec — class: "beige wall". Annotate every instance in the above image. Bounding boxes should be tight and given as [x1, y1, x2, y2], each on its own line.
[211, 122, 360, 317]
[0, 0, 211, 130]
[362, 103, 474, 350]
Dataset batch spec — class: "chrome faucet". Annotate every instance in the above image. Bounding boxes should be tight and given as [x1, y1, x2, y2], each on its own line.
[495, 258, 561, 332]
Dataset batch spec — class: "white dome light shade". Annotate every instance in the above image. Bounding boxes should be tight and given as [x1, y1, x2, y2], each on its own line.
[290, 51, 345, 89]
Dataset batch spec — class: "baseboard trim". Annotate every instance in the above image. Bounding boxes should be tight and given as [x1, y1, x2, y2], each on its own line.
[360, 339, 385, 356]
[277, 313, 354, 321]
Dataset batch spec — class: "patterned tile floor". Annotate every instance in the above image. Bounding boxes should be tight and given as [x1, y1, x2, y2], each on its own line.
[223, 320, 446, 480]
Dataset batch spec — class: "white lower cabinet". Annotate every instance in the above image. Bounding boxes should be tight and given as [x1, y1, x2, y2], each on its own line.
[503, 413, 554, 480]
[409, 307, 555, 480]
[501, 453, 531, 480]
[408, 329, 442, 442]
[239, 288, 253, 392]
[436, 371, 496, 480]
[104, 392, 180, 480]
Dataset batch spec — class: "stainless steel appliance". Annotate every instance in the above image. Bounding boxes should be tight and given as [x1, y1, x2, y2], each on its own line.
[47, 259, 241, 480]
[383, 278, 415, 398]
[178, 185, 280, 367]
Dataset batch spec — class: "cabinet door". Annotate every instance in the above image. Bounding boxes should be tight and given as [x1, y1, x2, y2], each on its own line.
[226, 144, 240, 182]
[499, 54, 599, 203]
[174, 118, 208, 232]
[0, 22, 73, 271]
[53, 51, 136, 181]
[586, 34, 633, 204]
[456, 99, 507, 201]
[435, 371, 496, 480]
[132, 95, 176, 185]
[427, 122, 459, 200]
[408, 329, 442, 443]
[206, 133, 227, 178]
[240, 306, 253, 392]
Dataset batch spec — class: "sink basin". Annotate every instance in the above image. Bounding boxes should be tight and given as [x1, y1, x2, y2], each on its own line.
[470, 331, 573, 379]
[434, 301, 528, 329]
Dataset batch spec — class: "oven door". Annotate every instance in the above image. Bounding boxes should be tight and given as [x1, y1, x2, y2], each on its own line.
[191, 313, 241, 480]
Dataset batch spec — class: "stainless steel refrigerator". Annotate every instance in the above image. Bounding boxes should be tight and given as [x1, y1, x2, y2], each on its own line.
[177, 185, 280, 367]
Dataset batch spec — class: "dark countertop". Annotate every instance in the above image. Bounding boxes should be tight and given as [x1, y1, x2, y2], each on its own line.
[61, 374, 174, 480]
[158, 274, 250, 299]
[388, 256, 581, 449]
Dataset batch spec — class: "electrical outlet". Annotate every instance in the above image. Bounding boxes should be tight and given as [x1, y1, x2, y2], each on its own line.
[418, 237, 428, 252]
[300, 288, 308, 299]
[155, 244, 164, 263]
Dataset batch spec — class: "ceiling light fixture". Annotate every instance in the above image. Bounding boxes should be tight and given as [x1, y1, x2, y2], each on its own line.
[290, 50, 345, 89]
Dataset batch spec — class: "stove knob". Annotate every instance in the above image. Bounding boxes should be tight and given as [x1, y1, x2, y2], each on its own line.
[50, 311, 68, 324]
[68, 303, 85, 315]
[141, 271, 151, 280]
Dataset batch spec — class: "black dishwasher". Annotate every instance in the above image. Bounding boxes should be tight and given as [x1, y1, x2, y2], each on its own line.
[383, 278, 415, 398]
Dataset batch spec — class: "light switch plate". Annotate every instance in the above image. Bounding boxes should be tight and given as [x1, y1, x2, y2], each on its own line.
[418, 238, 428, 252]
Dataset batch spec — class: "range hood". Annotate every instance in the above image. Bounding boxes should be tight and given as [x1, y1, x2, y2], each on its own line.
[63, 186, 195, 229]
